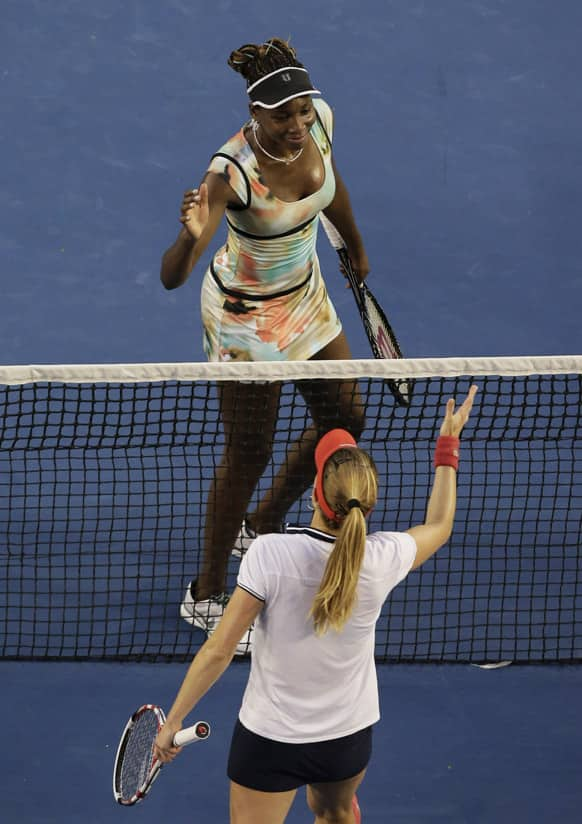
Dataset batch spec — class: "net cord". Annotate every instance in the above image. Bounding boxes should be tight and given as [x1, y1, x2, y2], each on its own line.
[0, 355, 580, 386]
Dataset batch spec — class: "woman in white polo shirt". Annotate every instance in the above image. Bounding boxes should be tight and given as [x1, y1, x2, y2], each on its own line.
[155, 386, 478, 824]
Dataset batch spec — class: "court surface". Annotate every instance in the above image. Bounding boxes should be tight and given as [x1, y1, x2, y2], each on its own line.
[2, 1, 581, 821]
[3, 661, 581, 823]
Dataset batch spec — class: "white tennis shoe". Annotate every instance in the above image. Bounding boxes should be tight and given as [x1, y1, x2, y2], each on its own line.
[180, 580, 253, 656]
[180, 581, 229, 633]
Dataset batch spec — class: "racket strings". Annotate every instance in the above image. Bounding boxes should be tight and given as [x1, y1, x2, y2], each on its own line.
[362, 292, 399, 360]
[118, 713, 159, 798]
[361, 292, 411, 405]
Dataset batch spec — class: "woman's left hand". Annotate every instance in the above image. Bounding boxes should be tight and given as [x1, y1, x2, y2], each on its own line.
[343, 247, 370, 284]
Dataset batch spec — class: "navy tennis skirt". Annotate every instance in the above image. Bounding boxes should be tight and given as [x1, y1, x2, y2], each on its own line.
[227, 719, 373, 792]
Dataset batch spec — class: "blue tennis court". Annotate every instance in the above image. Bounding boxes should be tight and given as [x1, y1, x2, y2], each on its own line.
[2, 661, 581, 822]
[2, 1, 581, 822]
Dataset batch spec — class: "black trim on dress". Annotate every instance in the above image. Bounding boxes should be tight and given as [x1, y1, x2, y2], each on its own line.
[210, 152, 252, 210]
[225, 214, 317, 241]
[210, 259, 312, 302]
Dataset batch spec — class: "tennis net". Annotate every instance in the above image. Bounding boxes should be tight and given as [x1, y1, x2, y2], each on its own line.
[0, 356, 580, 663]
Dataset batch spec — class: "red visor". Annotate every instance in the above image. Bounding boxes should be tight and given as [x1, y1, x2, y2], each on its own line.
[314, 429, 357, 521]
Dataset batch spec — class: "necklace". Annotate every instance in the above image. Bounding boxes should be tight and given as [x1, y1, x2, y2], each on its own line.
[252, 120, 304, 165]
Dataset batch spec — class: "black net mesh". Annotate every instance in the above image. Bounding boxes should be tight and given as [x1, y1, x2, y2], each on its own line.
[0, 361, 580, 662]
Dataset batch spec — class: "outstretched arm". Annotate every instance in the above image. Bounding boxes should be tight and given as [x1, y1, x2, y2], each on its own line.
[160, 174, 240, 290]
[407, 385, 478, 570]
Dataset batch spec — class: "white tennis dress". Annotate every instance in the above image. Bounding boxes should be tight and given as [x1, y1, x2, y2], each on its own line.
[236, 525, 417, 743]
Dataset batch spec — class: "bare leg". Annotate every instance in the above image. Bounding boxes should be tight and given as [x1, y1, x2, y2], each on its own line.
[306, 769, 366, 824]
[251, 331, 365, 533]
[230, 781, 297, 824]
[196, 381, 281, 600]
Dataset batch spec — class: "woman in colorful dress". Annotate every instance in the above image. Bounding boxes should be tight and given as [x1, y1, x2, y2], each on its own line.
[160, 38, 369, 650]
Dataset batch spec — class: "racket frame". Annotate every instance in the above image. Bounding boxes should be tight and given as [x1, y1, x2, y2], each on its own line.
[113, 704, 210, 806]
[319, 214, 411, 406]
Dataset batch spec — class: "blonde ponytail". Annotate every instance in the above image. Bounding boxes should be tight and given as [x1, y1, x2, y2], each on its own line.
[310, 449, 378, 635]
[310, 506, 368, 635]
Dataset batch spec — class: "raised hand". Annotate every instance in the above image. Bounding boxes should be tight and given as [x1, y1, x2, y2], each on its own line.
[180, 182, 210, 241]
[439, 384, 478, 438]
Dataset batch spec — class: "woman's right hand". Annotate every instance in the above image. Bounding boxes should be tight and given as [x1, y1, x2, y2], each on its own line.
[154, 719, 183, 765]
[439, 385, 478, 438]
[180, 182, 209, 240]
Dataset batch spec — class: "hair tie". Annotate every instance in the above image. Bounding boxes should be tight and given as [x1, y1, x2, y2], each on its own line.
[347, 499, 361, 510]
[262, 40, 284, 56]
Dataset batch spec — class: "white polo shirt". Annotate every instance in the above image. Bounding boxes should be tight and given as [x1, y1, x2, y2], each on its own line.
[237, 526, 417, 743]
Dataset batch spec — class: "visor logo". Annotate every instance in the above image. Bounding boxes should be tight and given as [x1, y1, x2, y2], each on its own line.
[281, 72, 291, 82]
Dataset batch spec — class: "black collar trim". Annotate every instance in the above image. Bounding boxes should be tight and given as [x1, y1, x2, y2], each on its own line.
[285, 525, 336, 543]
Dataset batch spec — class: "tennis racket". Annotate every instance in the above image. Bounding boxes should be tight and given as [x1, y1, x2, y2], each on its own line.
[113, 704, 210, 806]
[319, 213, 411, 407]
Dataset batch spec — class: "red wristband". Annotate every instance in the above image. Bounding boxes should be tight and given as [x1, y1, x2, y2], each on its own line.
[433, 435, 460, 470]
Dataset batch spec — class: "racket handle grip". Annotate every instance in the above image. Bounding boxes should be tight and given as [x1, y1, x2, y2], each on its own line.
[173, 720, 211, 747]
[319, 213, 345, 250]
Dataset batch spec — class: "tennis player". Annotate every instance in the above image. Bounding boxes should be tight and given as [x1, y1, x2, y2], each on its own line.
[154, 386, 478, 823]
[160, 38, 370, 650]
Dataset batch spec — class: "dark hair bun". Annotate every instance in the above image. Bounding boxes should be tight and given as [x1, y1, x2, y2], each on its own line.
[228, 38, 301, 84]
